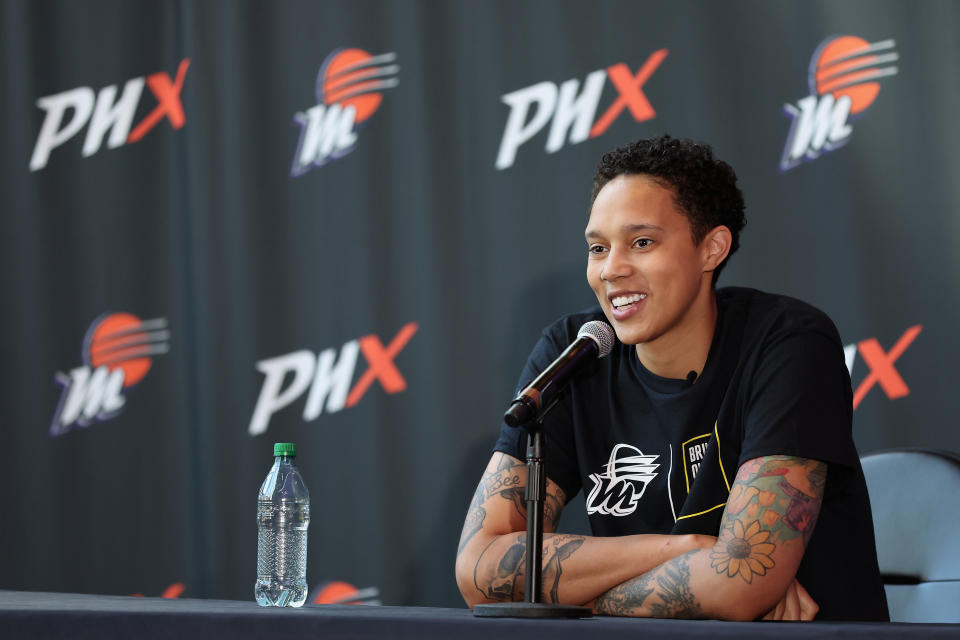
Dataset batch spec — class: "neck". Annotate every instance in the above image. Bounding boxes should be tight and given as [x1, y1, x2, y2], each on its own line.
[635, 281, 718, 380]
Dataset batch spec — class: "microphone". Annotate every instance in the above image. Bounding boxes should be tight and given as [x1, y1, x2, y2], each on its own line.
[504, 320, 615, 428]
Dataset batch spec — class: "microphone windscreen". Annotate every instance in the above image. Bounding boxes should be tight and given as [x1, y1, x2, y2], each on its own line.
[577, 321, 615, 358]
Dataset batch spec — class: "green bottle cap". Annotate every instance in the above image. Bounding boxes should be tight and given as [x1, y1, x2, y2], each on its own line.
[273, 442, 296, 457]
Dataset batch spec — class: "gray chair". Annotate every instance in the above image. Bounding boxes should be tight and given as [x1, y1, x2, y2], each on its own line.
[861, 449, 960, 623]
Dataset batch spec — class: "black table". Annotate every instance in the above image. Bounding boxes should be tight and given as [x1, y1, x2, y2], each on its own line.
[2, 590, 958, 639]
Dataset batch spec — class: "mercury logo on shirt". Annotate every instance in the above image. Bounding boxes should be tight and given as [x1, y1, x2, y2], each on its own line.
[585, 444, 659, 517]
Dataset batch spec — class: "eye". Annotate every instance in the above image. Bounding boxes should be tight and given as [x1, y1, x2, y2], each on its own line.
[587, 244, 608, 256]
[633, 238, 654, 249]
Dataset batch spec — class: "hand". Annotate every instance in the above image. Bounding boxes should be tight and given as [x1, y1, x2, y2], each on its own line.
[761, 579, 819, 621]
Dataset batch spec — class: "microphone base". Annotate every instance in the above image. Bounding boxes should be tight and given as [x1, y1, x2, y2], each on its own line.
[473, 602, 592, 618]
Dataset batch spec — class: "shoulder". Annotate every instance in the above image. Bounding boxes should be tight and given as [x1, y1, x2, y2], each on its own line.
[728, 290, 857, 468]
[719, 287, 842, 347]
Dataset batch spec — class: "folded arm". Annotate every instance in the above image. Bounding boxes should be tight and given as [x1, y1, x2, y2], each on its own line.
[588, 455, 826, 621]
[455, 452, 714, 607]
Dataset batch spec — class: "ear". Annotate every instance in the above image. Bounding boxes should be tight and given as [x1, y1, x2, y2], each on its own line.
[701, 225, 732, 273]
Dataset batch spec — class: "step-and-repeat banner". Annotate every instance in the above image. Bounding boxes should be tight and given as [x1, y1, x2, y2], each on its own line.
[1, 0, 957, 607]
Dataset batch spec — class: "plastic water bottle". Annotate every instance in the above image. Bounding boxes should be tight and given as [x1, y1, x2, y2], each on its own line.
[255, 442, 310, 607]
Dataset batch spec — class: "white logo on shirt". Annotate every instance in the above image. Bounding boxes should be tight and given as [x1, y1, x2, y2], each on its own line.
[585, 444, 660, 516]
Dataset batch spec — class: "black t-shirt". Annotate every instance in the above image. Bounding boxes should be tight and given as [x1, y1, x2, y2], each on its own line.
[494, 287, 889, 621]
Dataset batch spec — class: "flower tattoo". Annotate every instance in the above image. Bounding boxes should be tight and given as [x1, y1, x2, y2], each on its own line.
[710, 520, 776, 583]
[726, 484, 759, 514]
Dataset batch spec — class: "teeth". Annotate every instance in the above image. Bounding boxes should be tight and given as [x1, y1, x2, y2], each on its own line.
[612, 293, 647, 308]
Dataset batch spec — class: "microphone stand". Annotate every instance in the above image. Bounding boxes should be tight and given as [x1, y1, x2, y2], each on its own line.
[473, 397, 592, 619]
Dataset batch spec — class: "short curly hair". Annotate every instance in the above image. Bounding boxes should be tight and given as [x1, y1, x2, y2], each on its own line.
[591, 135, 746, 284]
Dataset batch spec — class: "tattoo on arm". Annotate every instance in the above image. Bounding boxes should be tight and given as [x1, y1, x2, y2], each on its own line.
[595, 552, 703, 618]
[473, 533, 587, 602]
[806, 461, 827, 495]
[544, 490, 564, 531]
[458, 453, 567, 555]
[462, 453, 577, 602]
[595, 569, 655, 615]
[475, 534, 526, 601]
[710, 456, 826, 583]
[457, 454, 525, 555]
[649, 553, 703, 618]
[592, 456, 827, 617]
[457, 504, 486, 556]
[544, 536, 585, 603]
[501, 487, 526, 519]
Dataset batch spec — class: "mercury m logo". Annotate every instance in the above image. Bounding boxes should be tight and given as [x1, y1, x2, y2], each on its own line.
[780, 36, 897, 171]
[291, 48, 399, 177]
[51, 313, 170, 436]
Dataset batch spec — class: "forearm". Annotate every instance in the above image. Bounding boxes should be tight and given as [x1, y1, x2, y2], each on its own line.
[457, 531, 710, 608]
[589, 547, 782, 621]
[590, 456, 827, 621]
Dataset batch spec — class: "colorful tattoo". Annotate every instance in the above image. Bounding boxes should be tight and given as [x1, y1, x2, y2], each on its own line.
[711, 456, 826, 582]
[709, 520, 776, 583]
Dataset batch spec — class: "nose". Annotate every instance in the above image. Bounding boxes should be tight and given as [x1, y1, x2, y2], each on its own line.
[601, 246, 632, 282]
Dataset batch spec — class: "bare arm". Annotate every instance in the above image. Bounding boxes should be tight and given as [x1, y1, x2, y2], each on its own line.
[588, 455, 826, 621]
[455, 452, 714, 607]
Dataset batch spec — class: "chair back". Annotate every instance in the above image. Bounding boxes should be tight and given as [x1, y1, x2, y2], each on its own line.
[861, 449, 960, 623]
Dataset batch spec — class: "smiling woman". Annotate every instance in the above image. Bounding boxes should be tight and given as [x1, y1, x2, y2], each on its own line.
[585, 174, 730, 380]
[456, 135, 889, 622]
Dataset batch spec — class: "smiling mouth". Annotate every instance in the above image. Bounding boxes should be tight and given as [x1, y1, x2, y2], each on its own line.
[611, 293, 647, 310]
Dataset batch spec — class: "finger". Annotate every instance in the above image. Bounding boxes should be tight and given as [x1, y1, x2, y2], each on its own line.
[782, 580, 801, 621]
[762, 594, 786, 621]
[776, 599, 787, 621]
[794, 580, 819, 621]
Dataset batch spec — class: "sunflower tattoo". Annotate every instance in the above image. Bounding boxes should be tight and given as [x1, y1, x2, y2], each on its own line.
[710, 520, 776, 583]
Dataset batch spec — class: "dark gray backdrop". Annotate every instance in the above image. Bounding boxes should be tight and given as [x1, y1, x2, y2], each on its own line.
[1, 0, 957, 608]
